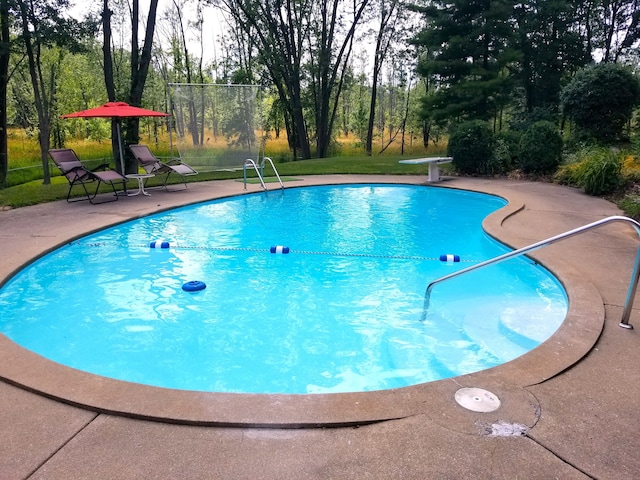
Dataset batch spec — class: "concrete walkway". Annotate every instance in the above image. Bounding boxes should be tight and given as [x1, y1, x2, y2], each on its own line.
[0, 175, 638, 479]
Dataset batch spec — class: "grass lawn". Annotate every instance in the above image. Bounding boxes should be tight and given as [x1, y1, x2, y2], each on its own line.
[0, 154, 452, 209]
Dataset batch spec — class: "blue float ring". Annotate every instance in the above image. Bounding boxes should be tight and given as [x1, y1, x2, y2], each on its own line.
[182, 280, 206, 292]
[150, 240, 170, 249]
[270, 245, 290, 254]
[439, 254, 460, 263]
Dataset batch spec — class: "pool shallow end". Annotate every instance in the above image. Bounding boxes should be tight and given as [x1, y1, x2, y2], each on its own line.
[0, 176, 605, 428]
[0, 263, 601, 430]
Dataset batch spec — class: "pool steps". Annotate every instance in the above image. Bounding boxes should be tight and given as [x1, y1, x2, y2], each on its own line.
[243, 157, 284, 191]
[424, 215, 640, 330]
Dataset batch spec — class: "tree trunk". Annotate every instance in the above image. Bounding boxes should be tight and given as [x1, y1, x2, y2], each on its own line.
[102, 0, 121, 173]
[123, 0, 159, 173]
[221, 0, 369, 160]
[173, 0, 199, 147]
[102, 1, 115, 102]
[366, 1, 398, 156]
[422, 120, 430, 148]
[290, 95, 311, 159]
[17, 0, 51, 184]
[0, 0, 10, 188]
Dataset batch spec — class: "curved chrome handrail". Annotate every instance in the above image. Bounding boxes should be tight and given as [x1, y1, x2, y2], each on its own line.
[243, 159, 266, 190]
[260, 157, 284, 189]
[424, 215, 640, 329]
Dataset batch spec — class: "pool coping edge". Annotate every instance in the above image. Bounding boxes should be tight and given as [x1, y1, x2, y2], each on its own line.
[0, 176, 604, 428]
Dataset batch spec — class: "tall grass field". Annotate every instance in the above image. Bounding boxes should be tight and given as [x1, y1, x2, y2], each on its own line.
[2, 126, 448, 208]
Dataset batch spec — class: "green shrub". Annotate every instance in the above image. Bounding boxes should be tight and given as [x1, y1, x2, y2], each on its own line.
[621, 152, 640, 183]
[447, 121, 494, 175]
[555, 147, 622, 195]
[617, 194, 640, 220]
[492, 130, 521, 173]
[554, 162, 581, 186]
[518, 121, 563, 174]
[488, 138, 513, 175]
[575, 149, 622, 195]
[561, 63, 640, 143]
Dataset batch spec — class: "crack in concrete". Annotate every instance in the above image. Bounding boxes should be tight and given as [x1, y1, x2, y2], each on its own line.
[26, 412, 100, 479]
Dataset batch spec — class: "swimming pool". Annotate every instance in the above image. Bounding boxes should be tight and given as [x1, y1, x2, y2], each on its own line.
[0, 184, 567, 394]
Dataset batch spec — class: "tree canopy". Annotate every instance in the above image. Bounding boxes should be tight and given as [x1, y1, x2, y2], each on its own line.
[1, 0, 640, 188]
[415, 0, 518, 124]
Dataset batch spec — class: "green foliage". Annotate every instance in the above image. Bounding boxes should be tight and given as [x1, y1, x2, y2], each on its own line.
[561, 63, 640, 143]
[493, 130, 522, 173]
[509, 107, 558, 132]
[6, 165, 48, 187]
[415, 0, 517, 123]
[57, 51, 111, 118]
[577, 154, 622, 196]
[617, 194, 640, 220]
[515, 1, 590, 113]
[555, 147, 622, 195]
[518, 121, 563, 174]
[553, 161, 581, 186]
[447, 121, 495, 175]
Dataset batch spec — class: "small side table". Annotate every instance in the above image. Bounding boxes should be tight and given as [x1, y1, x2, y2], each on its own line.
[126, 173, 155, 196]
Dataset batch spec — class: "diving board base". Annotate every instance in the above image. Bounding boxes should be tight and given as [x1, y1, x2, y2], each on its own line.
[399, 157, 453, 182]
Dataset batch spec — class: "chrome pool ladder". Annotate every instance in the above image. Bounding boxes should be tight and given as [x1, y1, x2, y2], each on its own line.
[423, 215, 640, 329]
[243, 157, 284, 191]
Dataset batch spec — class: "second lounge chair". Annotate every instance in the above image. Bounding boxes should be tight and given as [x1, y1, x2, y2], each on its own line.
[129, 144, 198, 191]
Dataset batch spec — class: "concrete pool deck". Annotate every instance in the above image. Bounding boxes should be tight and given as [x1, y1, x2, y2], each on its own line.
[0, 175, 638, 478]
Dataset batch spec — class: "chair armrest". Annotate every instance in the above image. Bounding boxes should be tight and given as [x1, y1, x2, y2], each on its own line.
[66, 167, 91, 181]
[66, 165, 87, 175]
[90, 163, 111, 171]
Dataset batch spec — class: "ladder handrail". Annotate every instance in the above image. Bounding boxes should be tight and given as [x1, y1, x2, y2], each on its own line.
[243, 159, 267, 190]
[424, 215, 640, 329]
[260, 157, 284, 189]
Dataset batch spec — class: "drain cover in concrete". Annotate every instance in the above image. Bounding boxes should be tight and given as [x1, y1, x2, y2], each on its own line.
[455, 387, 501, 412]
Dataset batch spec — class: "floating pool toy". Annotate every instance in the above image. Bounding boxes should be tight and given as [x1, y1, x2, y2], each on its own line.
[182, 280, 206, 292]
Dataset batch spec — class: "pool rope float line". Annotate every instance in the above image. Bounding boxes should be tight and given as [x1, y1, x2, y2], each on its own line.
[75, 241, 477, 263]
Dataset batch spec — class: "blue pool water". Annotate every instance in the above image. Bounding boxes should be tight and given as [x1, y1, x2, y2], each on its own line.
[0, 184, 567, 394]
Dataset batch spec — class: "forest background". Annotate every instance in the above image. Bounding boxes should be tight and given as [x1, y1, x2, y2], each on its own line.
[0, 0, 639, 210]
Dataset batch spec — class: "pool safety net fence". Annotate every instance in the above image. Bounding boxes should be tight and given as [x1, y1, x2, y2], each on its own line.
[168, 83, 264, 171]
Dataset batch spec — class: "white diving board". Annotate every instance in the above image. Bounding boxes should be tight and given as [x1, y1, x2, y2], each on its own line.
[399, 157, 453, 182]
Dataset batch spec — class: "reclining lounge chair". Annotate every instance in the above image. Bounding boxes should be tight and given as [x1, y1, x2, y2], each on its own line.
[49, 148, 127, 204]
[129, 144, 198, 191]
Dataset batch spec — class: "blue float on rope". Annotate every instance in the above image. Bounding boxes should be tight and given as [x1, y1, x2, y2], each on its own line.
[150, 240, 170, 249]
[270, 245, 290, 254]
[182, 280, 206, 292]
[439, 254, 460, 263]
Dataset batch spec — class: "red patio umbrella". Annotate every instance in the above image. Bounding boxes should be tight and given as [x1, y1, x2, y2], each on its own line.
[62, 102, 170, 174]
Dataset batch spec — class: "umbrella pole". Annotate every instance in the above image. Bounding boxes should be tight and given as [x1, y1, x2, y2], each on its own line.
[116, 121, 128, 194]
